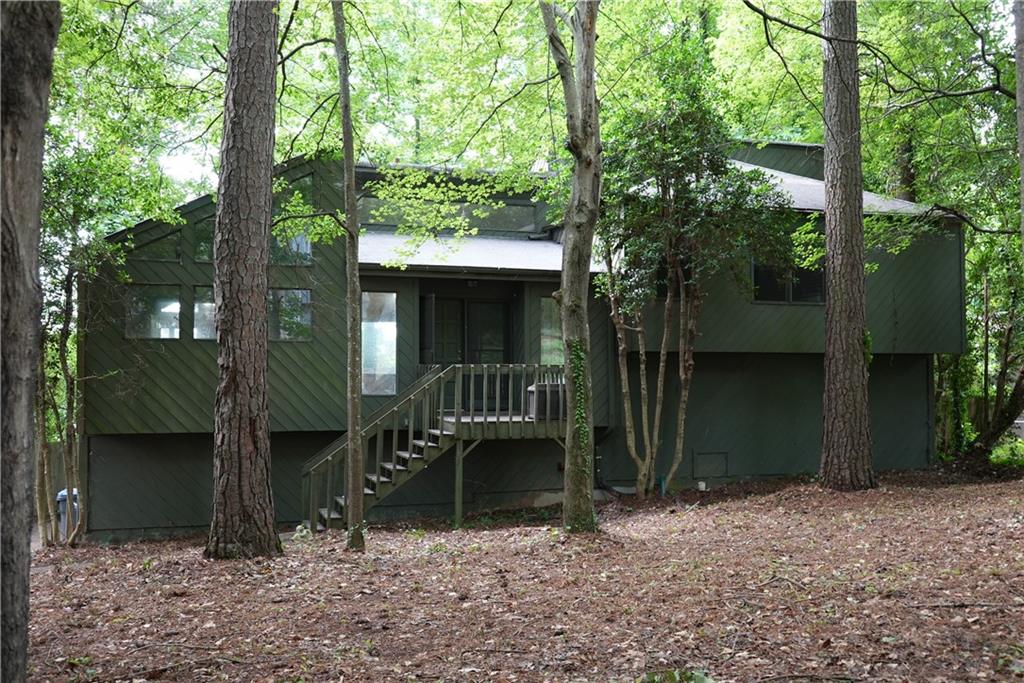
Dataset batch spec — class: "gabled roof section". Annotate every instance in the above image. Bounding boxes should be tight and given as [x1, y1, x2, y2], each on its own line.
[732, 160, 928, 216]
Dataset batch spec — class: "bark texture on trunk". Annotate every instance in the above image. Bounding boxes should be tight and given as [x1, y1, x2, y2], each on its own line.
[1, 2, 61, 679]
[819, 0, 876, 491]
[331, 0, 365, 551]
[540, 0, 601, 531]
[1016, 1, 1024, 262]
[206, 0, 282, 559]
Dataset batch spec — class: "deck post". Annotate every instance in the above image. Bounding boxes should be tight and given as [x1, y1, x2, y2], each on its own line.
[454, 438, 464, 528]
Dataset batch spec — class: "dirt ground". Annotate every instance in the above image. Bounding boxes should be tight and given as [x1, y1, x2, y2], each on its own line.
[27, 472, 1024, 682]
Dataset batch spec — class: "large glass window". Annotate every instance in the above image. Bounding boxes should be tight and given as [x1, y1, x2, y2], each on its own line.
[753, 262, 825, 305]
[126, 285, 180, 339]
[268, 289, 312, 341]
[540, 297, 563, 364]
[193, 286, 216, 340]
[362, 292, 397, 395]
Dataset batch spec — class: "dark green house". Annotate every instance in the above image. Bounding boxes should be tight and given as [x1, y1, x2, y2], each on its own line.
[80, 143, 963, 539]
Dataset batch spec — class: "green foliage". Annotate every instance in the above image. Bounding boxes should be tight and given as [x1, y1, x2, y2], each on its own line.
[600, 33, 793, 305]
[365, 166, 536, 267]
[568, 339, 590, 452]
[991, 438, 1024, 468]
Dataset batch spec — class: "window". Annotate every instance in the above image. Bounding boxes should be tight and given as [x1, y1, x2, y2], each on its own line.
[269, 232, 312, 265]
[126, 285, 180, 339]
[128, 230, 180, 261]
[268, 289, 312, 341]
[540, 297, 563, 364]
[193, 286, 216, 340]
[193, 217, 214, 262]
[194, 216, 311, 266]
[753, 263, 825, 305]
[362, 292, 397, 394]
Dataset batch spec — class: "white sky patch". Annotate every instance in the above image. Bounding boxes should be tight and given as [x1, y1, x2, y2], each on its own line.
[160, 146, 216, 187]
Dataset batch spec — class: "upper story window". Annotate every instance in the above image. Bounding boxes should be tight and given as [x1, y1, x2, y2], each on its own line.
[540, 296, 563, 364]
[128, 229, 180, 262]
[753, 262, 825, 304]
[193, 216, 312, 266]
[126, 285, 180, 339]
[268, 288, 312, 341]
[362, 291, 397, 395]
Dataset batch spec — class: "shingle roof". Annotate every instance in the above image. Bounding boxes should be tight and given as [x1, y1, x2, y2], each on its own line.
[359, 232, 600, 273]
[731, 160, 927, 215]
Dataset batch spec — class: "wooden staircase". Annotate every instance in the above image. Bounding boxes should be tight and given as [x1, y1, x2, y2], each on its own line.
[301, 363, 566, 531]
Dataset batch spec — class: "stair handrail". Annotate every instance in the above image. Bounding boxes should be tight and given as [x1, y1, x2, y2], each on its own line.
[301, 364, 455, 475]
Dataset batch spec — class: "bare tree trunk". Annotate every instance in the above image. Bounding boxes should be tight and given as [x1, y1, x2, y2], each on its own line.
[1016, 1, 1024, 263]
[540, 0, 601, 532]
[1, 3, 61, 679]
[206, 0, 282, 559]
[665, 275, 700, 487]
[649, 265, 676, 492]
[965, 368, 1024, 461]
[605, 250, 644, 489]
[331, 0, 365, 551]
[35, 348, 54, 547]
[819, 0, 876, 491]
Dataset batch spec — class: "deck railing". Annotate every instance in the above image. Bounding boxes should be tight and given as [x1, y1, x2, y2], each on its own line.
[300, 363, 566, 530]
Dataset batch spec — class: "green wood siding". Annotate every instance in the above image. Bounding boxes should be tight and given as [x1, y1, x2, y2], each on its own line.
[599, 352, 932, 487]
[634, 228, 964, 355]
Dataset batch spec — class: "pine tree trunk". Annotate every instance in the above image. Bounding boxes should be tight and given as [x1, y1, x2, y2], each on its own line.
[1, 3, 61, 679]
[540, 0, 602, 532]
[331, 0, 365, 551]
[1015, 1, 1024, 263]
[206, 0, 281, 559]
[819, 0, 876, 491]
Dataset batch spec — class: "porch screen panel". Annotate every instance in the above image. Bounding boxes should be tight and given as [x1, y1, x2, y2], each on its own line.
[362, 292, 397, 394]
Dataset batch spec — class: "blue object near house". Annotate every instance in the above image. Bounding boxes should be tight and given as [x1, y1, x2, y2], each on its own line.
[56, 488, 79, 540]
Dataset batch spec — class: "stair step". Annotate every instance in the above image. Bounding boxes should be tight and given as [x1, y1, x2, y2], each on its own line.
[396, 450, 424, 461]
[366, 474, 392, 485]
[412, 439, 440, 449]
[427, 428, 455, 437]
[380, 462, 409, 473]
[318, 507, 343, 521]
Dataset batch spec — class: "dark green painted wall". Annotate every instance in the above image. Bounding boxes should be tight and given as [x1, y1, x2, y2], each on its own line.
[599, 352, 932, 488]
[85, 351, 931, 534]
[634, 229, 964, 355]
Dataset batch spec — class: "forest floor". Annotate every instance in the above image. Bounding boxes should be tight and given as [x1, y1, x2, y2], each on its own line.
[28, 471, 1024, 682]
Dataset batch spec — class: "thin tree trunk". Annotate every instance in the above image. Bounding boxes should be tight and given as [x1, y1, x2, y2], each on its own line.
[1, 2, 61, 679]
[605, 249, 644, 486]
[540, 0, 601, 532]
[665, 275, 700, 487]
[649, 265, 677, 491]
[1016, 1, 1024, 263]
[57, 266, 85, 545]
[35, 346, 53, 547]
[636, 317, 653, 497]
[819, 0, 876, 491]
[331, 0, 365, 551]
[206, 0, 282, 559]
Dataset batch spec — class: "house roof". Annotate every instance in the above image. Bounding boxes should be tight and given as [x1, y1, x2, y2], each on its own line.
[731, 160, 927, 215]
[359, 232, 603, 274]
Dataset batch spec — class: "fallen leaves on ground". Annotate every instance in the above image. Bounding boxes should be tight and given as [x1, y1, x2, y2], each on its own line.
[28, 472, 1024, 682]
